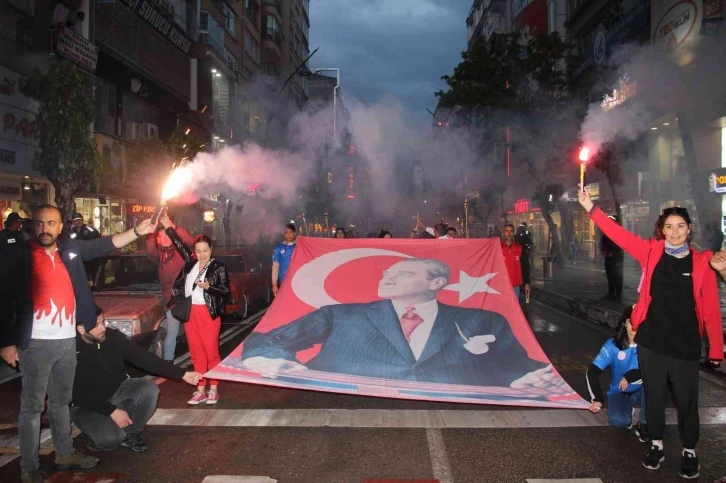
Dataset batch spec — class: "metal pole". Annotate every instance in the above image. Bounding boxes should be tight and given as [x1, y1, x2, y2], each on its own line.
[262, 47, 320, 148]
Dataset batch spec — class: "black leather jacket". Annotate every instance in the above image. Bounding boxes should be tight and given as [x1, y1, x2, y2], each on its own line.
[168, 228, 230, 320]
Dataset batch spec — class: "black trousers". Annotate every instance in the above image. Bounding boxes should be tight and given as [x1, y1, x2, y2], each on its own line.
[638, 345, 700, 448]
[604, 258, 623, 295]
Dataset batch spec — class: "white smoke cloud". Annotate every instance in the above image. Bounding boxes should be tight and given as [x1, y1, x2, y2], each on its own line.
[579, 26, 726, 153]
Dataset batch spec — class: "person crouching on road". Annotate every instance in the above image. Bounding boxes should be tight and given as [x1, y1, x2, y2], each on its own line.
[579, 188, 723, 479]
[586, 305, 647, 441]
[72, 305, 202, 453]
[169, 231, 230, 405]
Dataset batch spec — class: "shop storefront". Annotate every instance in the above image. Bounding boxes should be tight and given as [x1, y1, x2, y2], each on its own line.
[0, 65, 53, 222]
[507, 198, 553, 254]
[1, 175, 51, 223]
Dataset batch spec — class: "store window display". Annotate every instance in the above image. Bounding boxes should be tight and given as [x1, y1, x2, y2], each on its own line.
[74, 197, 126, 236]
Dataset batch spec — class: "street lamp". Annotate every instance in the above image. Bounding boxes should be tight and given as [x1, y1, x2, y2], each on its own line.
[308, 68, 340, 140]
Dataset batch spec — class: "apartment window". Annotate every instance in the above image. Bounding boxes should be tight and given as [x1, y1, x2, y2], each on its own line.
[244, 30, 259, 63]
[94, 80, 116, 135]
[265, 15, 280, 44]
[266, 15, 279, 33]
[224, 7, 236, 35]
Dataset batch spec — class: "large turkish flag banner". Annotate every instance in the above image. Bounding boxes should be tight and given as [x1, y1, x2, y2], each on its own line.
[207, 237, 588, 408]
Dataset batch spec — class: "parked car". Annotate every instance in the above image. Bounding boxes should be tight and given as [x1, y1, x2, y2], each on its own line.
[214, 249, 272, 319]
[89, 252, 169, 357]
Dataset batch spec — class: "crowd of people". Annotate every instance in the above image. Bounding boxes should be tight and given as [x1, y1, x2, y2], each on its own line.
[0, 206, 230, 483]
[1, 198, 726, 482]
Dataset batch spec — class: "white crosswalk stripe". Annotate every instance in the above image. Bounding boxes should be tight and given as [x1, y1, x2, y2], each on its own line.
[201, 477, 277, 483]
[147, 406, 726, 429]
[526, 480, 603, 483]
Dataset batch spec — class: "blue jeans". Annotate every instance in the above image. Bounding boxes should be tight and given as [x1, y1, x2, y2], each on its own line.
[163, 310, 180, 361]
[71, 378, 160, 450]
[513, 286, 521, 299]
[608, 387, 646, 428]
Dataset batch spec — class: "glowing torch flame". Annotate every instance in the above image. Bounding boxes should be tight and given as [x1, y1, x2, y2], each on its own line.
[578, 146, 591, 163]
[161, 166, 193, 203]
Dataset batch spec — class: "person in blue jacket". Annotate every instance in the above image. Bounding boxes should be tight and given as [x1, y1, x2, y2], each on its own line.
[586, 305, 648, 442]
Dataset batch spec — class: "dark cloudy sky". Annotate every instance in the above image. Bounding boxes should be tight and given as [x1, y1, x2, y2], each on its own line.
[309, 0, 472, 127]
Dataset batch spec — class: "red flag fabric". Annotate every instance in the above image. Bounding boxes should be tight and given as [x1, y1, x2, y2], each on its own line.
[207, 237, 588, 408]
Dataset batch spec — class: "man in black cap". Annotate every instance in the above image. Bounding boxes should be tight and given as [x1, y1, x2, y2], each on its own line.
[1, 212, 28, 241]
[70, 212, 100, 240]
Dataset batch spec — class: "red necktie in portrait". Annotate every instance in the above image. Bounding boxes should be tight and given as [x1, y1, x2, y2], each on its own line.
[400, 306, 424, 341]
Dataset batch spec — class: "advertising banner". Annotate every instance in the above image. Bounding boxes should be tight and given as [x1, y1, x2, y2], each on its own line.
[56, 26, 99, 71]
[208, 238, 588, 408]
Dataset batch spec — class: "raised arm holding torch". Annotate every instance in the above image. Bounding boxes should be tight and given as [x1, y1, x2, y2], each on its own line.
[151, 161, 192, 224]
[579, 146, 591, 191]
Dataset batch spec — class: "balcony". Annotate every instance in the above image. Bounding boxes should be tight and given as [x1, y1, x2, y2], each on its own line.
[262, 0, 281, 10]
[264, 27, 282, 46]
[261, 27, 282, 58]
[261, 62, 281, 76]
[199, 13, 225, 59]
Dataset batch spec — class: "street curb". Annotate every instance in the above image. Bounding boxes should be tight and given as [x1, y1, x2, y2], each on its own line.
[530, 286, 623, 329]
[530, 285, 726, 382]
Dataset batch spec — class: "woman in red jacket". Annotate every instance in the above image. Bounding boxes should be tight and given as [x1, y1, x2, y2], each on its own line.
[579, 188, 723, 479]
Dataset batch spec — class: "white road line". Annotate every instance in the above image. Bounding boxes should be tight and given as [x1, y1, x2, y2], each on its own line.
[147, 406, 726, 429]
[530, 299, 726, 390]
[0, 310, 268, 470]
[526, 480, 603, 483]
[201, 477, 277, 483]
[426, 428, 454, 483]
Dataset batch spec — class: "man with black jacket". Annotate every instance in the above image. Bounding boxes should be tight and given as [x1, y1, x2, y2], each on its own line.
[0, 204, 156, 483]
[72, 306, 201, 452]
[601, 215, 625, 302]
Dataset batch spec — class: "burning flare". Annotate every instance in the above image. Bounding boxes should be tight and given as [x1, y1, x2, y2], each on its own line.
[161, 165, 193, 203]
[578, 146, 591, 163]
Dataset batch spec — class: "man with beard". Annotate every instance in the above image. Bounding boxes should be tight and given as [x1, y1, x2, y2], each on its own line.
[0, 205, 156, 483]
[72, 305, 202, 453]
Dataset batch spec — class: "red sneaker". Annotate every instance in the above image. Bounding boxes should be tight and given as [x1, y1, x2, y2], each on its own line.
[206, 389, 219, 405]
[187, 391, 207, 405]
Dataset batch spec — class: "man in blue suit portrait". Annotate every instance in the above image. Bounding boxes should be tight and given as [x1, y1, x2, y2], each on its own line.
[242, 258, 559, 389]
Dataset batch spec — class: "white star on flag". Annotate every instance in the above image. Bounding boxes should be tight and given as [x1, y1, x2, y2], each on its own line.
[443, 271, 499, 303]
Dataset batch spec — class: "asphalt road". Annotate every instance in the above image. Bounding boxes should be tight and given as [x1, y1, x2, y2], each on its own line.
[2, 301, 726, 483]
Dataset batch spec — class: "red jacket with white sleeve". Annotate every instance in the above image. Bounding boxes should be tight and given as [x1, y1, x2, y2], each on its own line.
[589, 207, 724, 361]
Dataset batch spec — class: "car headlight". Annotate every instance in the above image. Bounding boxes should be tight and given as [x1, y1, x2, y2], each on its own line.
[104, 319, 136, 337]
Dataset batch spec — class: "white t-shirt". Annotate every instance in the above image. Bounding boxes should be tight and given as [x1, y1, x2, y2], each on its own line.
[425, 227, 451, 239]
[185, 261, 210, 305]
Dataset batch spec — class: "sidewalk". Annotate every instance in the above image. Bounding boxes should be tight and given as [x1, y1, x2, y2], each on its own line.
[529, 255, 640, 327]
[528, 254, 726, 374]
